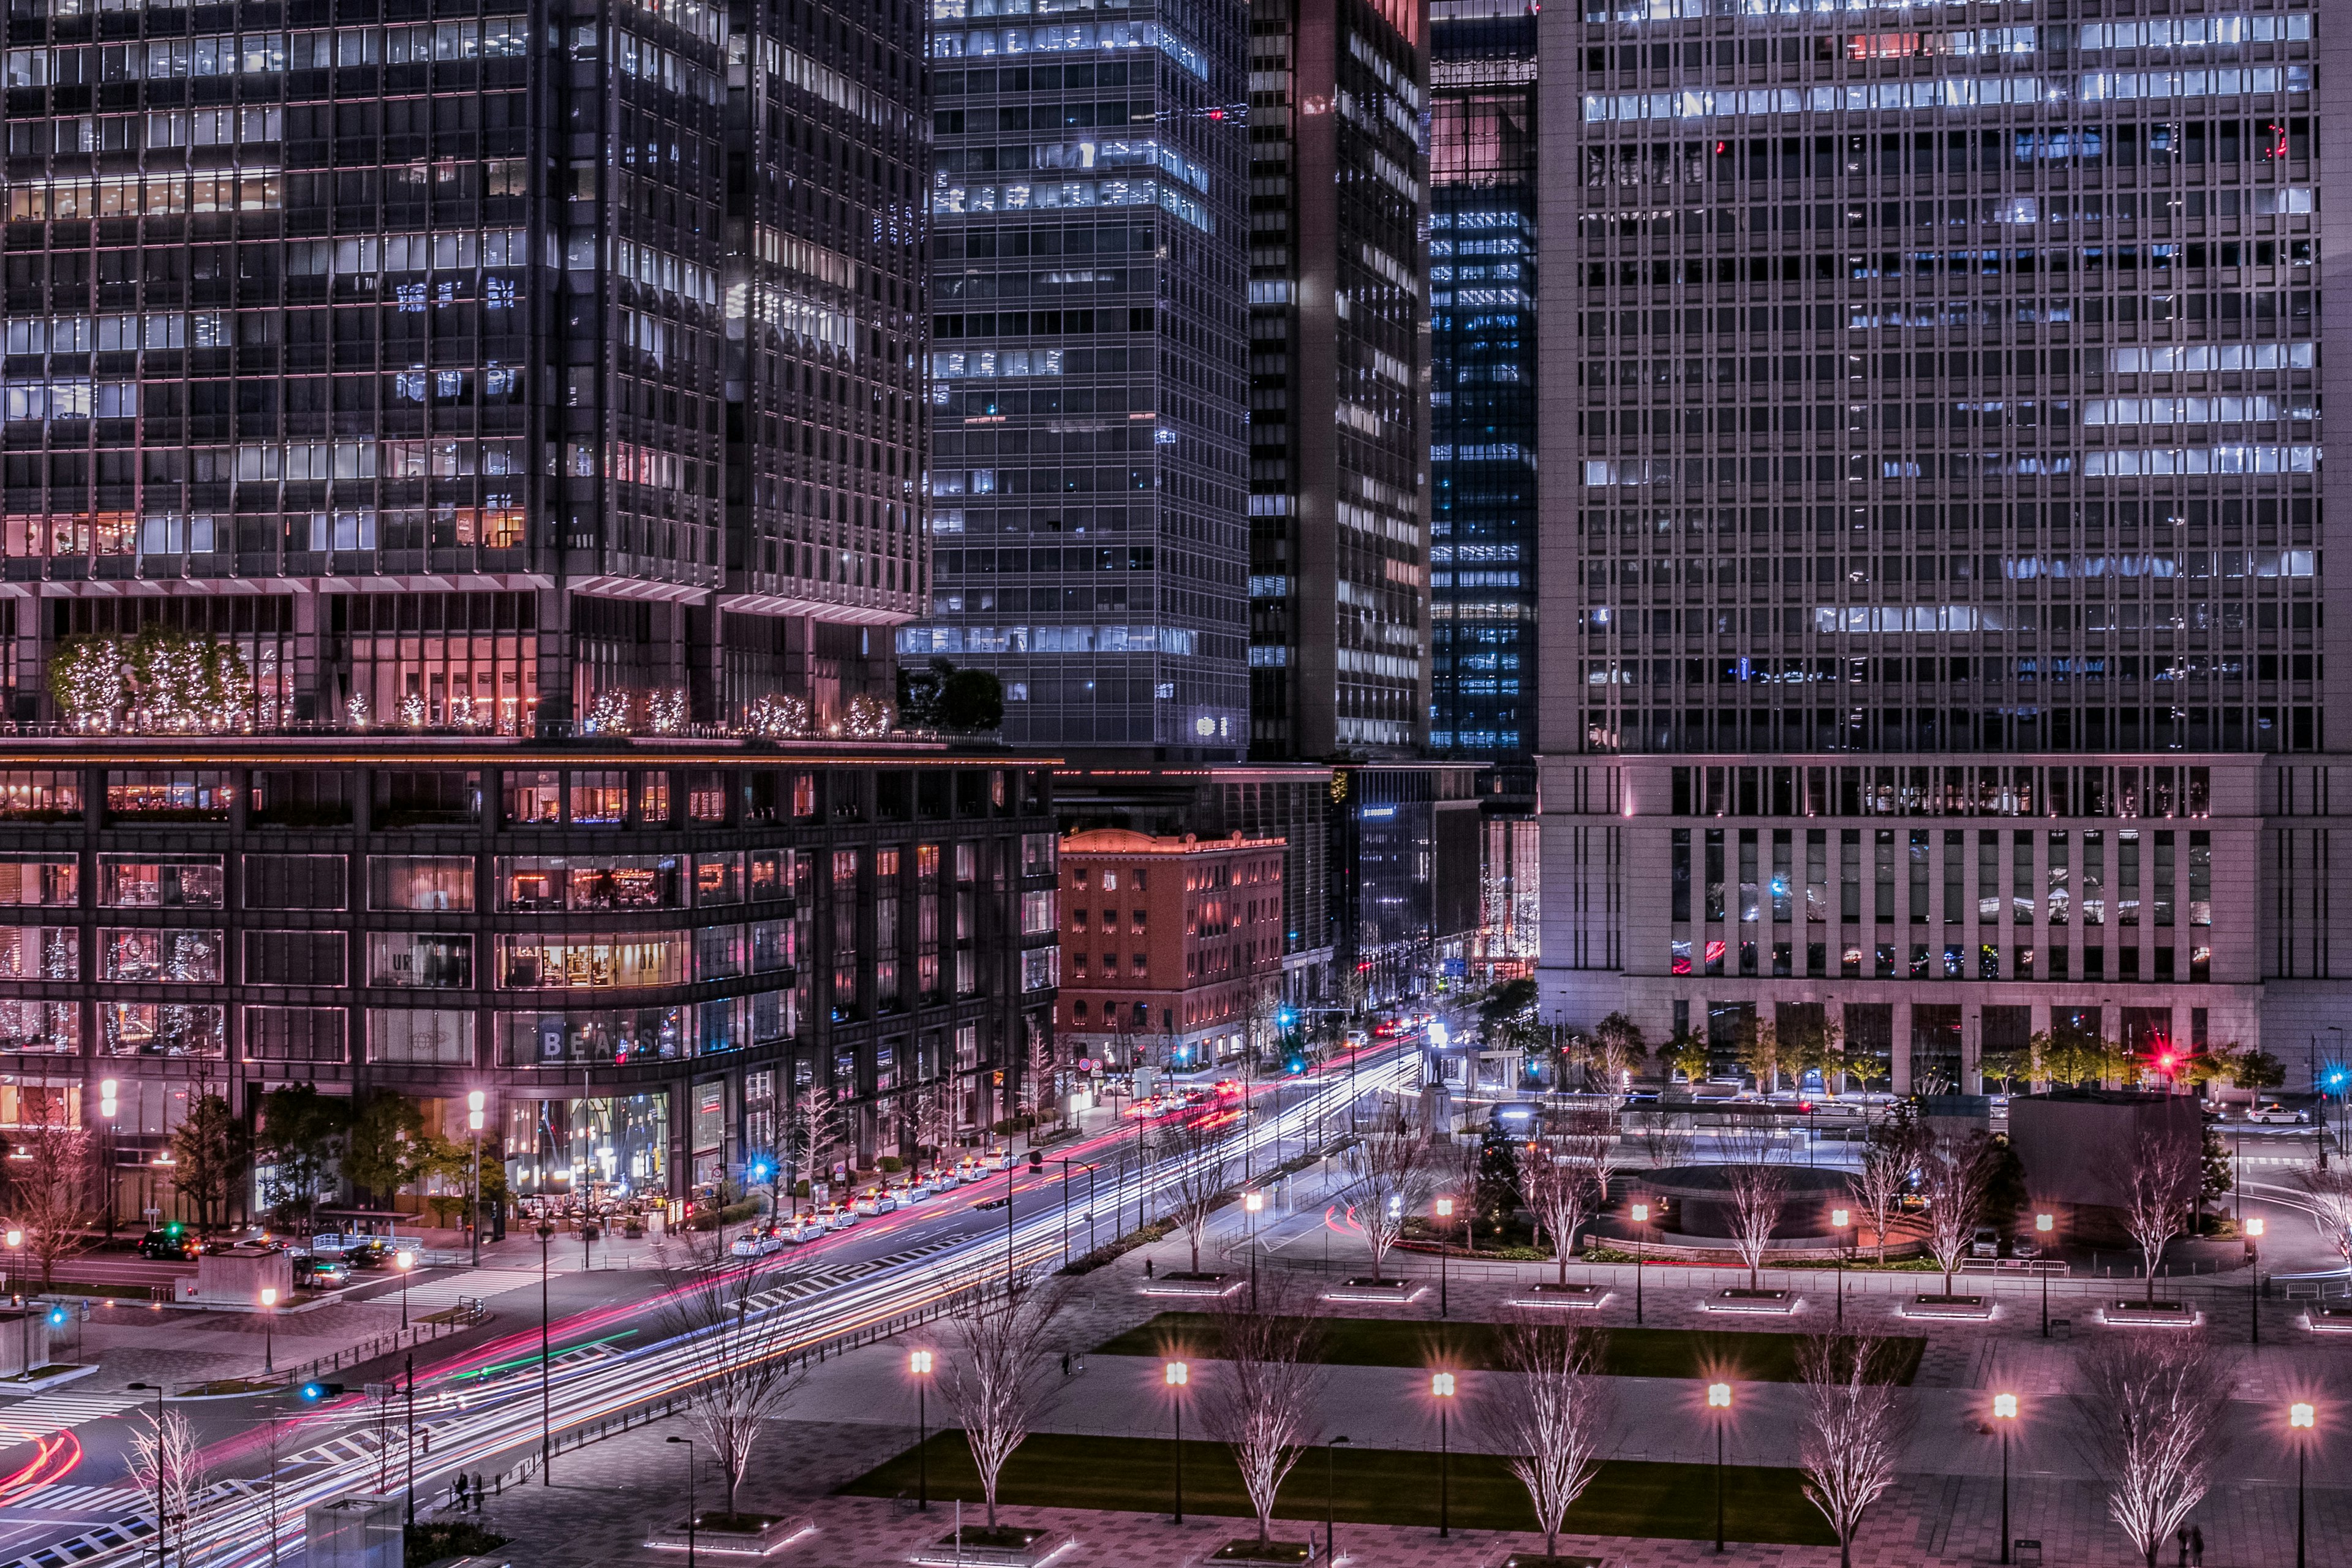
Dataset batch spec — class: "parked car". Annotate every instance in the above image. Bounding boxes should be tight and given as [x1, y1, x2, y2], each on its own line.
[821, 1203, 859, 1231]
[850, 1187, 899, 1216]
[290, 1253, 351, 1288]
[2245, 1102, 2310, 1125]
[1969, 1226, 2002, 1259]
[729, 1228, 783, 1258]
[138, 1226, 199, 1262]
[776, 1216, 823, 1244]
[983, 1147, 1016, 1171]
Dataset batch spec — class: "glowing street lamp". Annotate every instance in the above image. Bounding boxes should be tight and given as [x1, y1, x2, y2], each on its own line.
[908, 1350, 934, 1511]
[1434, 1196, 1455, 1319]
[2247, 1215, 2267, 1345]
[395, 1248, 414, 1330]
[2291, 1401, 2316, 1568]
[1831, 1206, 1852, 1326]
[260, 1285, 278, 1374]
[1630, 1202, 1650, 1325]
[1708, 1382, 1733, 1554]
[1431, 1372, 1457, 1538]
[466, 1091, 488, 1267]
[1165, 1360, 1189, 1523]
[1992, 1393, 2018, 1563]
[1245, 1191, 1264, 1308]
[2035, 1212, 2057, 1337]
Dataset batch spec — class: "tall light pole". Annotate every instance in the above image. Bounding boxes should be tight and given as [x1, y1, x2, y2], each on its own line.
[1434, 1197, 1453, 1319]
[1630, 1201, 1649, 1325]
[1325, 1435, 1350, 1566]
[666, 1435, 698, 1568]
[394, 1249, 413, 1330]
[536, 1219, 555, 1483]
[1164, 1360, 1189, 1523]
[467, 1091, 487, 1267]
[1992, 1393, 2017, 1564]
[1708, 1381, 1732, 1554]
[402, 1351, 417, 1527]
[1831, 1206, 1850, 1327]
[2291, 1400, 2315, 1568]
[1431, 1372, 1455, 1538]
[260, 1286, 277, 1374]
[1244, 1191, 1264, 1310]
[2248, 1215, 2266, 1345]
[909, 1351, 933, 1510]
[2035, 1212, 2056, 1338]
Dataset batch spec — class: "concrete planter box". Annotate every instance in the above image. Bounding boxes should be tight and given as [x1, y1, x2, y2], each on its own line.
[2307, 1306, 2352, 1334]
[2102, 1300, 2199, 1328]
[1138, 1273, 1245, 1299]
[1902, 1294, 1995, 1321]
[1494, 1555, 1607, 1568]
[1321, 1278, 1425, 1305]
[1702, 1288, 1798, 1315]
[907, 1526, 1072, 1568]
[1509, 1284, 1609, 1310]
[644, 1513, 812, 1556]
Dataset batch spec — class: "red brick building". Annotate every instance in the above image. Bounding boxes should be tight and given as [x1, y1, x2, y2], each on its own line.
[1058, 828, 1286, 1070]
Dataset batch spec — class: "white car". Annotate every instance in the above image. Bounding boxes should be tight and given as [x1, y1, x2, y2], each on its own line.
[728, 1229, 783, 1258]
[821, 1205, 859, 1231]
[776, 1216, 823, 1244]
[2245, 1103, 2310, 1126]
[850, 1188, 900, 1216]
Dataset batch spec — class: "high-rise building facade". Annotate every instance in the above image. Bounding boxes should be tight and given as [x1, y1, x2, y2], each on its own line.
[1, 0, 926, 730]
[1428, 0, 1536, 764]
[1539, 1, 2348, 1087]
[908, 7, 1254, 762]
[1246, 0, 1431, 761]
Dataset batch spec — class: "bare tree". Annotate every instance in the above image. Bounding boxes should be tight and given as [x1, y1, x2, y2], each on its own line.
[912, 1077, 959, 1173]
[1917, 1131, 1999, 1295]
[1796, 1336, 1913, 1568]
[1159, 1119, 1234, 1278]
[1719, 1131, 1789, 1291]
[2100, 1130, 2202, 1302]
[1342, 1103, 1432, 1283]
[1200, 1278, 1325, 1545]
[2291, 1164, 2352, 1265]
[6, 1088, 92, 1291]
[786, 1093, 840, 1213]
[130, 1405, 206, 1568]
[1850, 1123, 1921, 1265]
[1479, 1318, 1614, 1558]
[1632, 1110, 1694, 1170]
[940, 1281, 1071, 1528]
[1591, 1012, 1648, 1099]
[1517, 1140, 1597, 1286]
[654, 1227, 810, 1520]
[2077, 1336, 2232, 1568]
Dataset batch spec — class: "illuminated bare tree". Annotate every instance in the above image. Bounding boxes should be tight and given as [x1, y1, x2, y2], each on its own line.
[1480, 1319, 1614, 1559]
[1201, 1278, 1325, 1545]
[786, 1093, 839, 1213]
[1518, 1140, 1598, 1286]
[1632, 1110, 1694, 1170]
[2100, 1130, 2202, 1302]
[1159, 1118, 1234, 1278]
[131, 1405, 206, 1568]
[912, 1077, 959, 1172]
[1918, 1131, 2000, 1295]
[1343, 1102, 1433, 1283]
[655, 1227, 810, 1520]
[5, 1087, 93, 1291]
[2291, 1164, 2352, 1265]
[1719, 1131, 1789, 1291]
[1796, 1336, 1913, 1568]
[1850, 1120, 1921, 1265]
[2077, 1335, 2231, 1568]
[941, 1280, 1071, 1528]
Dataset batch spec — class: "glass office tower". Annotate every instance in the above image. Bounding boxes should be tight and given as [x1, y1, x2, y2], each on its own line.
[0, 0, 927, 729]
[1245, 0, 1430, 761]
[1428, 0, 1536, 763]
[1539, 2, 2347, 1088]
[911, 3, 1254, 761]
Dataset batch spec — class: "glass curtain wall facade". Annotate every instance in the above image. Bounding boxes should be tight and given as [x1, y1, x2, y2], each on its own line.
[910, 1, 1254, 761]
[1246, 0, 1431, 761]
[1537, 1, 2348, 1085]
[1428, 0, 1535, 762]
[0, 0, 924, 732]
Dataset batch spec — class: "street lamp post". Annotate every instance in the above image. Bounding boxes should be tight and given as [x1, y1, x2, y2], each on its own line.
[1434, 1197, 1453, 1319]
[535, 1219, 556, 1483]
[260, 1286, 277, 1374]
[1431, 1372, 1456, 1538]
[909, 1350, 933, 1511]
[402, 1351, 418, 1527]
[666, 1435, 698, 1568]
[2248, 1216, 2266, 1345]
[2035, 1212, 2056, 1338]
[395, 1250, 413, 1330]
[1992, 1393, 2018, 1564]
[2291, 1401, 2316, 1568]
[1831, 1207, 1850, 1327]
[1164, 1360, 1189, 1523]
[1325, 1436, 1350, 1566]
[467, 1091, 487, 1268]
[1708, 1381, 1732, 1554]
[99, 1080, 118, 1239]
[1244, 1192, 1264, 1310]
[1630, 1202, 1648, 1325]
[126, 1382, 165, 1568]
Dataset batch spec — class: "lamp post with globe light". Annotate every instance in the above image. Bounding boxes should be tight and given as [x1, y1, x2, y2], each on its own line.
[2248, 1215, 2266, 1344]
[1831, 1206, 1850, 1325]
[1993, 1393, 2018, 1563]
[1244, 1191, 1263, 1308]
[909, 1350, 933, 1510]
[1165, 1360, 1189, 1523]
[467, 1091, 487, 1267]
[1431, 1372, 1457, 1537]
[2291, 1400, 2316, 1568]
[1434, 1196, 1453, 1319]
[394, 1248, 414, 1330]
[1708, 1381, 1732, 1553]
[2035, 1212, 2056, 1336]
[1630, 1201, 1649, 1324]
[260, 1286, 277, 1373]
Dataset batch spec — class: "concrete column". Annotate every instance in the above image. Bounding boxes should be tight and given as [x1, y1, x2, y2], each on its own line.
[1961, 1000, 1983, 1094]
[1890, 997, 1913, 1096]
[290, 589, 321, 722]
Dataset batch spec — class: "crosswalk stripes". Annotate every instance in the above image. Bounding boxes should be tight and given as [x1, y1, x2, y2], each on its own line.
[0, 1392, 143, 1444]
[6, 1485, 146, 1515]
[353, 1268, 539, 1310]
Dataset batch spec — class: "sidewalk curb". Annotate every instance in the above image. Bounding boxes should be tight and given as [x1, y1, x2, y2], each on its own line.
[0, 1362, 98, 1397]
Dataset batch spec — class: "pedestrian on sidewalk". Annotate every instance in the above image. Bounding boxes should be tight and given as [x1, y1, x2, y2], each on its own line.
[2190, 1525, 2204, 1567]
[452, 1474, 467, 1512]
[471, 1472, 484, 1513]
[1060, 1352, 1071, 1378]
[2176, 1526, 2190, 1567]
[1144, 1257, 1154, 1280]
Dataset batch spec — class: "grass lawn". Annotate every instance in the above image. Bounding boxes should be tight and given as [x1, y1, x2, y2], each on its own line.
[1091, 1313, 1923, 1385]
[842, 1433, 1834, 1547]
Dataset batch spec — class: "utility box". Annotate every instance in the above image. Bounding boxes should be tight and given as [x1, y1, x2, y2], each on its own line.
[184, 1246, 293, 1308]
[305, 1493, 402, 1568]
[0, 1306, 58, 1377]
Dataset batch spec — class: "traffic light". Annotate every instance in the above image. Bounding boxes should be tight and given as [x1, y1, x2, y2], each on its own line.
[1027, 1150, 1044, 1170]
[44, 1307, 65, 1329]
[300, 1381, 345, 1403]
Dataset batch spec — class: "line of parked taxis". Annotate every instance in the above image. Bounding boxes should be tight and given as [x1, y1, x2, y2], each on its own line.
[728, 1147, 1022, 1256]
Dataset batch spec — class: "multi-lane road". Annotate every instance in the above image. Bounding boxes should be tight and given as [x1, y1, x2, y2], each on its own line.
[0, 1039, 1426, 1568]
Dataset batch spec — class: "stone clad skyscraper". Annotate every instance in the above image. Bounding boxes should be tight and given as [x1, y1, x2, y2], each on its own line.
[1539, 1, 2348, 1088]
